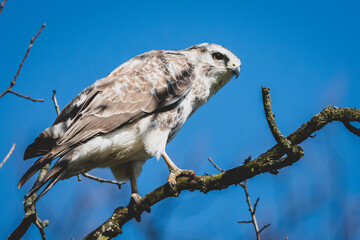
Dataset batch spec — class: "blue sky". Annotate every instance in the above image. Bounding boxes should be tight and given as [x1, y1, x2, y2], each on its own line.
[1, 0, 360, 239]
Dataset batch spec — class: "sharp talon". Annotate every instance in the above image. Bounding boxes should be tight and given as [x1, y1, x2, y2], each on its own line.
[167, 169, 195, 190]
[129, 193, 150, 217]
[129, 193, 143, 222]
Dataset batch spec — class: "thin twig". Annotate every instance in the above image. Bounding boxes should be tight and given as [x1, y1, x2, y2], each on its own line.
[52, 90, 60, 115]
[0, 0, 7, 15]
[0, 143, 15, 169]
[0, 23, 45, 102]
[82, 173, 125, 189]
[210, 155, 267, 239]
[253, 197, 260, 214]
[259, 223, 271, 233]
[239, 180, 262, 240]
[8, 89, 44, 102]
[238, 220, 253, 224]
[208, 157, 224, 172]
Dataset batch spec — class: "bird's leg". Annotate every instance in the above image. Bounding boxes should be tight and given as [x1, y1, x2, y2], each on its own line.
[129, 173, 141, 205]
[161, 151, 195, 189]
[128, 169, 150, 222]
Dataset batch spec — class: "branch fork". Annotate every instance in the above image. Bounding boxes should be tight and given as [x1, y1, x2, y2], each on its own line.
[0, 24, 46, 102]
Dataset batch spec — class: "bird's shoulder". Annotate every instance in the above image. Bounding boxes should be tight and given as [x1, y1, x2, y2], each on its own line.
[52, 49, 196, 149]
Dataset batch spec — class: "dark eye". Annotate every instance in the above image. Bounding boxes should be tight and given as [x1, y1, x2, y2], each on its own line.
[212, 52, 224, 61]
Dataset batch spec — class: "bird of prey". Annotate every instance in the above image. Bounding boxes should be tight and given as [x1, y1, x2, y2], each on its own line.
[18, 43, 241, 203]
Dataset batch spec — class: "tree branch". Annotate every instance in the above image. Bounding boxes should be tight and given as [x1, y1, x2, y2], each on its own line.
[0, 143, 15, 169]
[52, 90, 60, 115]
[342, 121, 360, 137]
[8, 164, 50, 240]
[0, 23, 45, 102]
[262, 86, 303, 159]
[0, 0, 7, 15]
[208, 157, 224, 172]
[239, 180, 264, 240]
[8, 87, 56, 239]
[79, 173, 126, 190]
[83, 88, 360, 240]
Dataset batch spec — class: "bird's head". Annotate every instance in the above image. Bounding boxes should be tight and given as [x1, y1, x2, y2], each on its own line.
[186, 43, 241, 97]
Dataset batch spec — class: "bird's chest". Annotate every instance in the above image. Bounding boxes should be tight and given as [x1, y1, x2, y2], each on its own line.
[162, 96, 204, 142]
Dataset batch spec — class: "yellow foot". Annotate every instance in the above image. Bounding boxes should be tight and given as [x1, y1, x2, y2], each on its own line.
[130, 193, 141, 206]
[168, 169, 195, 189]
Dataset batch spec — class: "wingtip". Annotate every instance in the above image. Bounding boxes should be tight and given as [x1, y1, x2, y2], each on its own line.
[17, 179, 25, 189]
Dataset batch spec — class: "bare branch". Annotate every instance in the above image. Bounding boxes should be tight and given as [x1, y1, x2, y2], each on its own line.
[0, 143, 15, 169]
[262, 87, 303, 159]
[34, 217, 49, 240]
[262, 87, 292, 150]
[343, 121, 360, 137]
[0, 0, 7, 15]
[8, 90, 44, 102]
[238, 220, 253, 224]
[208, 157, 224, 172]
[259, 223, 271, 233]
[253, 197, 260, 214]
[239, 180, 262, 240]
[83, 89, 360, 239]
[0, 24, 45, 102]
[9, 164, 50, 240]
[52, 90, 60, 115]
[82, 173, 125, 190]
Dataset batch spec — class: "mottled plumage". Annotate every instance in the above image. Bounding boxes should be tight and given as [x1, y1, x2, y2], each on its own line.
[19, 43, 241, 202]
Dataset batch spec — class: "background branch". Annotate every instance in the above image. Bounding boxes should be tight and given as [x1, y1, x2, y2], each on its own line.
[52, 90, 60, 115]
[0, 0, 7, 15]
[0, 143, 15, 169]
[208, 157, 224, 172]
[0, 23, 45, 102]
[239, 180, 270, 240]
[8, 164, 50, 240]
[83, 88, 360, 240]
[8, 87, 57, 239]
[342, 121, 360, 137]
[79, 173, 125, 189]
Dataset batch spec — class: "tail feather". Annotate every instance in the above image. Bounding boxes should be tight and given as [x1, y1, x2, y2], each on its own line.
[27, 163, 66, 203]
[34, 171, 63, 203]
[18, 153, 54, 189]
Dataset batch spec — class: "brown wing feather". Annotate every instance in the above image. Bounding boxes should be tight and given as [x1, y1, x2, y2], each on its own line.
[19, 50, 195, 194]
[52, 51, 194, 153]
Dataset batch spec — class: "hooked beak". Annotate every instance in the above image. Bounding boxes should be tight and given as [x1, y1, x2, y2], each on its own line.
[229, 65, 240, 79]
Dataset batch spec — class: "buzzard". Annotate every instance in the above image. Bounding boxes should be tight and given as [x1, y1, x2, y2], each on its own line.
[18, 43, 241, 203]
